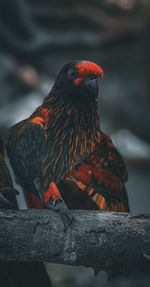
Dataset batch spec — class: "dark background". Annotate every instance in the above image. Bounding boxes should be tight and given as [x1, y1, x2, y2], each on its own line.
[0, 0, 150, 286]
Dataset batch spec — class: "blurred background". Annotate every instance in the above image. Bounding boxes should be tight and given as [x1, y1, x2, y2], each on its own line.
[0, 0, 150, 286]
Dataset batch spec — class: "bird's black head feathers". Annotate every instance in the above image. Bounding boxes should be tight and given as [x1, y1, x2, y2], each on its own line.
[44, 60, 103, 110]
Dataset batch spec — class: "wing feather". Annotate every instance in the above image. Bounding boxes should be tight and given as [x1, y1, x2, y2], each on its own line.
[62, 132, 129, 212]
[7, 119, 47, 193]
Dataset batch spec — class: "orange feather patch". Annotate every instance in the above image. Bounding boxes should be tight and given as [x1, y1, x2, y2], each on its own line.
[42, 108, 51, 125]
[30, 117, 44, 127]
[43, 182, 62, 203]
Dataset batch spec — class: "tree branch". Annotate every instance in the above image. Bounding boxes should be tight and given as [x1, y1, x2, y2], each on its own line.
[0, 209, 150, 275]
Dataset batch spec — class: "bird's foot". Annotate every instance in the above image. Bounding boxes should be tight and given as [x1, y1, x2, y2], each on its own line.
[43, 182, 76, 230]
[44, 198, 75, 231]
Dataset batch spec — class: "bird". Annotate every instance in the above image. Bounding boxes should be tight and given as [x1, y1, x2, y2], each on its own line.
[7, 60, 129, 226]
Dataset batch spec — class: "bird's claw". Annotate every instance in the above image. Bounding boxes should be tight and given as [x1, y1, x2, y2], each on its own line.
[44, 198, 76, 231]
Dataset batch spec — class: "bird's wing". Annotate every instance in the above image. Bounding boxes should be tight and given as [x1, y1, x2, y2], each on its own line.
[62, 132, 129, 212]
[7, 113, 48, 197]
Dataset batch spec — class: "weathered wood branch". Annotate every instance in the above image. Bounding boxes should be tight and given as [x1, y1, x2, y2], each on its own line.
[0, 209, 150, 275]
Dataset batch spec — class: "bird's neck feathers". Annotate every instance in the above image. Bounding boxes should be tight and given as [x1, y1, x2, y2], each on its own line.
[41, 92, 101, 182]
[43, 91, 101, 153]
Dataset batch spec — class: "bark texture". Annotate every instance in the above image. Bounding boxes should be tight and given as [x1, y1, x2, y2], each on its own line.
[0, 209, 150, 275]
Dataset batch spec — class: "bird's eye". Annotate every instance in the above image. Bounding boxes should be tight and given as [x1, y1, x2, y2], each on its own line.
[67, 68, 76, 79]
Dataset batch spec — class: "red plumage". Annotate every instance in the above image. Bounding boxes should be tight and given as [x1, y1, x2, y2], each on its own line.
[63, 132, 129, 211]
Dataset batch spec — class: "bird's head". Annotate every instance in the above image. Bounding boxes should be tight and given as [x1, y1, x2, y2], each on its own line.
[47, 60, 103, 109]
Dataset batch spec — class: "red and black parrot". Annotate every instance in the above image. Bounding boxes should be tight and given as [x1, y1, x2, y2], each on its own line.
[7, 60, 129, 225]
